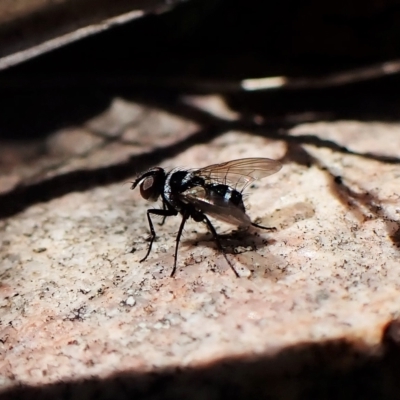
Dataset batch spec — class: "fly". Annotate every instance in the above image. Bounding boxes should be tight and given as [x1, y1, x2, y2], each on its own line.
[131, 157, 282, 277]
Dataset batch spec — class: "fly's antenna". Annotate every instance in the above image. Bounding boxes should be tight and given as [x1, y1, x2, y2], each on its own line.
[123, 180, 135, 187]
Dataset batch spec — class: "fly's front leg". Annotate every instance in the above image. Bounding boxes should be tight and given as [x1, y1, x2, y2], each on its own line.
[140, 208, 176, 263]
[159, 202, 168, 226]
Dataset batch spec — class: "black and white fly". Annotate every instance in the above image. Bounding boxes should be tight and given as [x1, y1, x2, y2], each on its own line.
[131, 157, 282, 277]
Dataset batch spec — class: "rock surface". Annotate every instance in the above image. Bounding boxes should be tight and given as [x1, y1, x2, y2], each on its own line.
[1, 96, 400, 397]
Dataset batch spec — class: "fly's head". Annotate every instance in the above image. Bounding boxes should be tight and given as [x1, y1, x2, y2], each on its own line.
[131, 167, 165, 201]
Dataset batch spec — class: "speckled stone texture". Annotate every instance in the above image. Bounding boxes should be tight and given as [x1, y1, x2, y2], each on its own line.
[1, 96, 400, 398]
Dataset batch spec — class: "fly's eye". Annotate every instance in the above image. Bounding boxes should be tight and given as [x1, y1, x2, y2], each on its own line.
[140, 176, 158, 200]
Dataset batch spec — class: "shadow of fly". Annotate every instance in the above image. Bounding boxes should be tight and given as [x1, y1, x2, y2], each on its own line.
[131, 158, 282, 277]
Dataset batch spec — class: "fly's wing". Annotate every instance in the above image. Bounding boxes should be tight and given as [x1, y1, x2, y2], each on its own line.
[194, 157, 282, 192]
[181, 186, 251, 227]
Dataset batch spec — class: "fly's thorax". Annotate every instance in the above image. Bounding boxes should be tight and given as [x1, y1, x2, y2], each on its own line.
[168, 170, 204, 191]
[164, 169, 205, 205]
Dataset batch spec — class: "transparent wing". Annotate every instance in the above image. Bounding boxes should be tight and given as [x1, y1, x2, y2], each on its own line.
[194, 157, 282, 192]
[180, 187, 251, 227]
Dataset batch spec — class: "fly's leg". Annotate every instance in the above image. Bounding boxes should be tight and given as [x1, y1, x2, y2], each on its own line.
[203, 215, 240, 278]
[159, 202, 168, 226]
[140, 208, 177, 263]
[170, 211, 189, 277]
[251, 222, 276, 231]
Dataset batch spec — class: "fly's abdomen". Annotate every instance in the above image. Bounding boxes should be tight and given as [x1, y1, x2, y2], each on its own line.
[207, 184, 246, 212]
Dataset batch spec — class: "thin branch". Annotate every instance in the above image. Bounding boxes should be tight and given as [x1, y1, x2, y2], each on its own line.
[241, 60, 400, 91]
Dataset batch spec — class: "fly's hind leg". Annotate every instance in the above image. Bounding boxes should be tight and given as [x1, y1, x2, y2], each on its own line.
[202, 215, 240, 278]
[251, 222, 277, 231]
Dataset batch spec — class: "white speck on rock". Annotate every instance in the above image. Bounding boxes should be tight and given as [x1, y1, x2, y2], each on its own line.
[125, 296, 136, 307]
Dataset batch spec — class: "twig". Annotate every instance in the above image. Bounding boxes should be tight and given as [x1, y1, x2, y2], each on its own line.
[241, 60, 400, 91]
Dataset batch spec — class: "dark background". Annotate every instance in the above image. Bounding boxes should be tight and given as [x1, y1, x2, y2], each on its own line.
[2, 0, 400, 139]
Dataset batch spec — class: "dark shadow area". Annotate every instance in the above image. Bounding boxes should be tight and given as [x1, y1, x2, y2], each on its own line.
[226, 75, 400, 123]
[184, 226, 277, 254]
[2, 0, 400, 139]
[2, 69, 400, 140]
[1, 321, 400, 400]
[0, 90, 113, 140]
